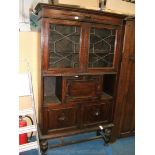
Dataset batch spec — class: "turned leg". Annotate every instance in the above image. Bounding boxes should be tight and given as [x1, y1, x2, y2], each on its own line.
[40, 139, 48, 155]
[104, 128, 112, 144]
[96, 127, 112, 145]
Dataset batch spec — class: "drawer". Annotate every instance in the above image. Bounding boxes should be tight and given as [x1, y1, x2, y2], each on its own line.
[62, 75, 103, 102]
[82, 102, 113, 128]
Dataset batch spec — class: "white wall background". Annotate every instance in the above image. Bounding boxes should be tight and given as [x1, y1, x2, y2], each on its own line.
[105, 0, 135, 15]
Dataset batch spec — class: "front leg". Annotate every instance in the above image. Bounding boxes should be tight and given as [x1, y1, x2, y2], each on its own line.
[40, 139, 48, 155]
[96, 126, 112, 145]
[104, 128, 112, 144]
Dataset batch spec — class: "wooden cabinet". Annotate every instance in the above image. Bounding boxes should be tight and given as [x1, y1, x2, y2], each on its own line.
[111, 18, 135, 140]
[35, 3, 127, 141]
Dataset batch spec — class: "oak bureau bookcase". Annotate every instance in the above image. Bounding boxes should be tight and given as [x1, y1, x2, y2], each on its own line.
[35, 3, 128, 149]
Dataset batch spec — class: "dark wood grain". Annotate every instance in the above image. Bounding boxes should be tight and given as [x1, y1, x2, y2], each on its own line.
[111, 19, 135, 141]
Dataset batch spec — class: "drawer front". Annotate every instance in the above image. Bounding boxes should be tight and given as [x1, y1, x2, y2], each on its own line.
[43, 106, 78, 133]
[62, 75, 102, 102]
[82, 102, 113, 127]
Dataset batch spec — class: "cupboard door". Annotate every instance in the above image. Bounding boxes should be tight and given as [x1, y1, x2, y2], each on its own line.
[43, 105, 78, 134]
[82, 102, 113, 128]
[111, 19, 135, 141]
[42, 19, 83, 73]
[62, 75, 102, 102]
[48, 24, 80, 68]
[87, 25, 123, 72]
[120, 61, 135, 137]
[42, 18, 123, 74]
[119, 20, 135, 137]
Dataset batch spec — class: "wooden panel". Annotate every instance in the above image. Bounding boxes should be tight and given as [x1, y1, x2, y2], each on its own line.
[68, 81, 97, 96]
[120, 61, 135, 137]
[119, 19, 135, 137]
[62, 75, 102, 102]
[111, 19, 135, 141]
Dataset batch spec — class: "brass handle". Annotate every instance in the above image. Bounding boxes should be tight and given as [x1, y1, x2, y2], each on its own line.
[95, 112, 100, 116]
[94, 110, 100, 116]
[58, 113, 66, 121]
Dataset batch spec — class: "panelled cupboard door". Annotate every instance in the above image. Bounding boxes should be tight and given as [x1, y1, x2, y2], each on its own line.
[62, 75, 103, 103]
[120, 61, 135, 137]
[42, 105, 79, 134]
[41, 18, 123, 75]
[82, 102, 113, 128]
[111, 19, 135, 140]
[119, 19, 135, 137]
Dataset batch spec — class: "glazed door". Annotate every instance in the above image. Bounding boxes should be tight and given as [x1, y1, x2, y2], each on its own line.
[41, 18, 83, 74]
[87, 24, 123, 73]
[41, 19, 123, 75]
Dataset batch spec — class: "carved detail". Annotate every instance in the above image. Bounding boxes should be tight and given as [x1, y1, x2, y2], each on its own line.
[96, 127, 112, 144]
[104, 128, 112, 144]
[40, 139, 48, 155]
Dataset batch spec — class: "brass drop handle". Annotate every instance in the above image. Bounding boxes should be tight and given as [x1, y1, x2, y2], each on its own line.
[95, 112, 100, 116]
[94, 110, 100, 116]
[58, 112, 66, 121]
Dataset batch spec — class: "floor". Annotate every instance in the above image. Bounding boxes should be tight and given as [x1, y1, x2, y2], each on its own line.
[21, 132, 135, 155]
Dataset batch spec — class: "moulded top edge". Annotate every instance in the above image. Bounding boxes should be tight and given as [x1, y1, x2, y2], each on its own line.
[35, 3, 128, 19]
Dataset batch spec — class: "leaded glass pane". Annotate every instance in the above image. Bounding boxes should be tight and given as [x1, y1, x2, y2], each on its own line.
[48, 24, 80, 68]
[88, 27, 116, 68]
